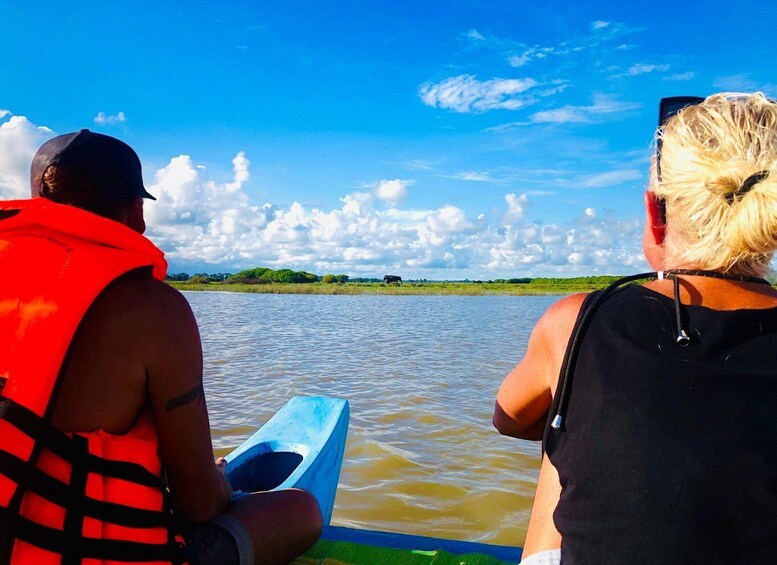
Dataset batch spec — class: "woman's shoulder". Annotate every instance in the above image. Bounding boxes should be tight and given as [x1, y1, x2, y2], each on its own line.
[533, 293, 591, 383]
[535, 293, 590, 337]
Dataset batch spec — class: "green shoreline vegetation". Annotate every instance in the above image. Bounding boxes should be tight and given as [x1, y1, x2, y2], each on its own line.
[170, 280, 609, 295]
[167, 266, 777, 296]
[166, 267, 647, 295]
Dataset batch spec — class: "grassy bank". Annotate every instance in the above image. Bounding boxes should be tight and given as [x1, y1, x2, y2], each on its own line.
[168, 280, 620, 296]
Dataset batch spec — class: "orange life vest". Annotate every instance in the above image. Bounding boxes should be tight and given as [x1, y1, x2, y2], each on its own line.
[0, 199, 185, 564]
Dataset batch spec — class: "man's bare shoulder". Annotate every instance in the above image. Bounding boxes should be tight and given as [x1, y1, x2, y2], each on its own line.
[92, 275, 199, 355]
[54, 278, 197, 433]
[101, 275, 195, 320]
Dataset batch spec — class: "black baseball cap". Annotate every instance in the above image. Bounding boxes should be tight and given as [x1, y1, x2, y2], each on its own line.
[30, 129, 156, 201]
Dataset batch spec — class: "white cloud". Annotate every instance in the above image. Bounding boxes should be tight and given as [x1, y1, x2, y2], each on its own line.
[578, 169, 642, 188]
[94, 111, 127, 125]
[497, 19, 639, 69]
[626, 64, 670, 76]
[459, 28, 519, 51]
[485, 121, 530, 132]
[427, 205, 470, 236]
[143, 157, 646, 277]
[711, 77, 777, 97]
[458, 20, 641, 79]
[539, 82, 570, 97]
[663, 71, 695, 81]
[530, 107, 588, 124]
[529, 95, 640, 124]
[374, 179, 411, 204]
[342, 192, 373, 217]
[146, 155, 206, 225]
[528, 94, 640, 124]
[0, 113, 54, 199]
[225, 152, 250, 192]
[503, 193, 528, 225]
[508, 51, 534, 67]
[404, 159, 434, 171]
[447, 171, 496, 182]
[485, 207, 645, 275]
[713, 74, 759, 91]
[419, 74, 538, 113]
[607, 62, 672, 80]
[507, 46, 561, 68]
[381, 208, 433, 225]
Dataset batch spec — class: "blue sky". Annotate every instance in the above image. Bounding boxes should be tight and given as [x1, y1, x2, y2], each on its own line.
[2, 1, 776, 278]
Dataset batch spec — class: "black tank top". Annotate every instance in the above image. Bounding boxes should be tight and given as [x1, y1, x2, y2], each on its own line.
[545, 285, 777, 564]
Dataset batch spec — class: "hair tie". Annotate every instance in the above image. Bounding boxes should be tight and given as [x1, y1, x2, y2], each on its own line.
[725, 170, 769, 204]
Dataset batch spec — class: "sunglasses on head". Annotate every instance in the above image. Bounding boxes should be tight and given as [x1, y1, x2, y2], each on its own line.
[655, 96, 705, 182]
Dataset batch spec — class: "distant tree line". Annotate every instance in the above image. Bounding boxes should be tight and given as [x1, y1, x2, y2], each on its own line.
[166, 272, 231, 283]
[165, 271, 631, 286]
[226, 267, 319, 284]
[491, 278, 532, 284]
[166, 267, 356, 284]
[321, 274, 350, 284]
[530, 275, 623, 286]
[167, 268, 346, 284]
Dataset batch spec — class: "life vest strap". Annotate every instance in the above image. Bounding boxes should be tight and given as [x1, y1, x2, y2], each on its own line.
[62, 434, 88, 565]
[0, 397, 162, 487]
[0, 395, 185, 562]
[0, 449, 170, 528]
[0, 506, 185, 563]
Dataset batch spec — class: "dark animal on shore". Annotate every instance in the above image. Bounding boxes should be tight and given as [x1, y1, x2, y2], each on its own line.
[382, 275, 402, 285]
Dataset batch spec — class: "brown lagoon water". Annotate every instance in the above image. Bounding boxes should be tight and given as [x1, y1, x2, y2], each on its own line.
[185, 291, 559, 547]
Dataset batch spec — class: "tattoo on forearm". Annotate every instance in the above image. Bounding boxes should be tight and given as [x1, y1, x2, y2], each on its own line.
[165, 383, 205, 412]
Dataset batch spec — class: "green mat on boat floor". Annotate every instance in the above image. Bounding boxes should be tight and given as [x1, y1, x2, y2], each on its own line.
[294, 539, 513, 565]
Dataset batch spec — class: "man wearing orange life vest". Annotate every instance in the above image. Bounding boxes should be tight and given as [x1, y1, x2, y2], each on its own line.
[0, 130, 322, 564]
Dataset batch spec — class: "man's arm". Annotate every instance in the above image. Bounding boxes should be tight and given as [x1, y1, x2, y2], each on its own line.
[144, 281, 231, 523]
[493, 293, 587, 440]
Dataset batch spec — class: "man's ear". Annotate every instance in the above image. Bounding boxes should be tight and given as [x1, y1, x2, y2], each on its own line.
[128, 196, 146, 234]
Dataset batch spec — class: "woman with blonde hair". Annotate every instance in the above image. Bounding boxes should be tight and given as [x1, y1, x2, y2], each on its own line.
[494, 93, 777, 564]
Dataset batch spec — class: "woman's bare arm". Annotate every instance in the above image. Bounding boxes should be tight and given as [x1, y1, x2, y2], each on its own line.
[493, 293, 587, 440]
[522, 454, 563, 556]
